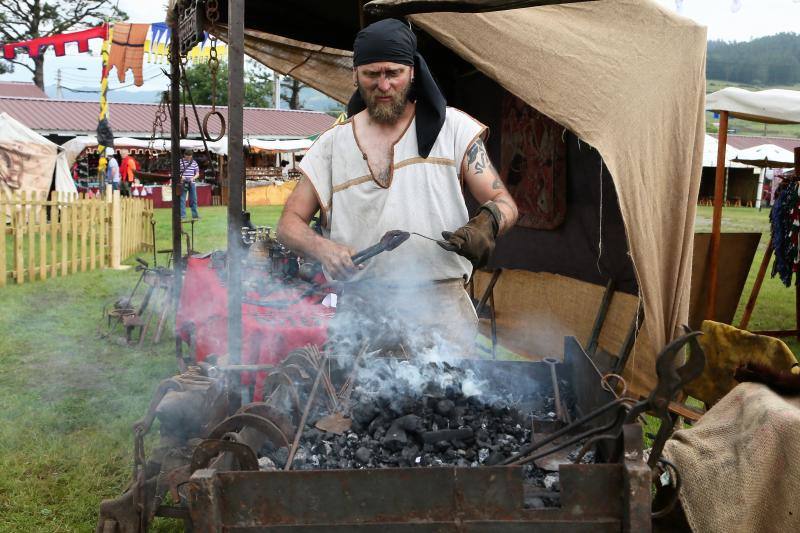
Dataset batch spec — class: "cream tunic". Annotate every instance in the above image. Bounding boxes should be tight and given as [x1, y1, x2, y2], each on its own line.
[300, 107, 486, 285]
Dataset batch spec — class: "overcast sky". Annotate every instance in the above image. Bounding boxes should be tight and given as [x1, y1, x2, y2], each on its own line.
[653, 0, 800, 41]
[2, 0, 800, 90]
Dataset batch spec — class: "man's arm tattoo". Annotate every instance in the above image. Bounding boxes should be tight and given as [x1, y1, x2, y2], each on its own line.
[467, 138, 493, 175]
[491, 178, 503, 190]
[494, 197, 517, 223]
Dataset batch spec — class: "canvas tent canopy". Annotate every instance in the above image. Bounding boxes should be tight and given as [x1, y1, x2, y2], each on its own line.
[199, 0, 706, 395]
[732, 143, 796, 169]
[0, 111, 75, 196]
[706, 87, 800, 125]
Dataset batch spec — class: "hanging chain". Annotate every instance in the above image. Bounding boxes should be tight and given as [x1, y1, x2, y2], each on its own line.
[206, 0, 220, 113]
[149, 94, 168, 150]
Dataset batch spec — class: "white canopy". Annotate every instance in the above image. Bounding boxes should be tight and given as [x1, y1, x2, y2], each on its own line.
[732, 143, 796, 169]
[0, 112, 73, 196]
[243, 137, 313, 155]
[706, 87, 800, 125]
[57, 135, 310, 160]
[702, 134, 744, 168]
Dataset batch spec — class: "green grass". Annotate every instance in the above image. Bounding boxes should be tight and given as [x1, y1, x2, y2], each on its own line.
[0, 206, 281, 532]
[0, 204, 794, 531]
[695, 205, 800, 354]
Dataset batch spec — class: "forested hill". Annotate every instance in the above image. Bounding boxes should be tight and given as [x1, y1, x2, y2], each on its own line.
[707, 33, 800, 86]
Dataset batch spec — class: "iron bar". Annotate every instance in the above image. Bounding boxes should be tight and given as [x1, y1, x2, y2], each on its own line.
[169, 18, 183, 361]
[285, 360, 325, 470]
[475, 268, 502, 317]
[227, 0, 245, 365]
[587, 279, 615, 356]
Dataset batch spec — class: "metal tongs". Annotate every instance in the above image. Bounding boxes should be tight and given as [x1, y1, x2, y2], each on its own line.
[351, 230, 411, 265]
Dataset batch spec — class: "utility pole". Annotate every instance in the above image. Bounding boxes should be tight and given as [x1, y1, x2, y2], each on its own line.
[273, 71, 281, 109]
[56, 69, 63, 99]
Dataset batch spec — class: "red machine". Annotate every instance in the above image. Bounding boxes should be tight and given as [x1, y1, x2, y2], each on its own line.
[175, 235, 333, 401]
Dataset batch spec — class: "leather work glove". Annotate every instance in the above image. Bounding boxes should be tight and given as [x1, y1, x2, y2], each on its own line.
[438, 201, 501, 268]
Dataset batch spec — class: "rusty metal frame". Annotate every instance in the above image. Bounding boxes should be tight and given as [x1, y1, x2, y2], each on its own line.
[181, 347, 653, 532]
[186, 425, 650, 531]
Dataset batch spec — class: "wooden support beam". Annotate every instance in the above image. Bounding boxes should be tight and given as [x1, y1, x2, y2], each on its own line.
[706, 110, 729, 321]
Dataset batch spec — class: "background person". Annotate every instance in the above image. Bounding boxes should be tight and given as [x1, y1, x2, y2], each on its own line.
[179, 149, 200, 219]
[106, 148, 120, 191]
[120, 150, 140, 196]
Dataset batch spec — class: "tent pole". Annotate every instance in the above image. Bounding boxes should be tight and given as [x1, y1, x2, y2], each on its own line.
[227, 0, 245, 366]
[170, 17, 184, 363]
[755, 168, 765, 210]
[706, 110, 728, 320]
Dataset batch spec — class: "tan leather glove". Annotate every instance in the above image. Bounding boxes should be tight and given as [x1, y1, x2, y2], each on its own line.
[438, 202, 501, 268]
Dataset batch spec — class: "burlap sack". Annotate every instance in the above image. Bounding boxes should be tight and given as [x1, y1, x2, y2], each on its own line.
[664, 383, 800, 533]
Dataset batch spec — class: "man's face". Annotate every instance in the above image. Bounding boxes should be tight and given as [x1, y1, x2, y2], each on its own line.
[184, 153, 192, 160]
[354, 62, 413, 124]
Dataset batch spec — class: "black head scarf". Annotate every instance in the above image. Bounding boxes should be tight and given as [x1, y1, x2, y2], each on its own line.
[347, 19, 446, 159]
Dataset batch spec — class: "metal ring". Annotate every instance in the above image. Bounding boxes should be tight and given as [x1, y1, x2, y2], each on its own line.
[180, 116, 189, 138]
[601, 373, 628, 397]
[652, 457, 682, 519]
[202, 111, 226, 141]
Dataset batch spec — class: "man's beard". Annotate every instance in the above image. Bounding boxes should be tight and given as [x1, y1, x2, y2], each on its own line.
[359, 82, 411, 125]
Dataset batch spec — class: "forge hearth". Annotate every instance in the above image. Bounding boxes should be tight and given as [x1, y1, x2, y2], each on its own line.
[259, 358, 572, 487]
[183, 338, 651, 532]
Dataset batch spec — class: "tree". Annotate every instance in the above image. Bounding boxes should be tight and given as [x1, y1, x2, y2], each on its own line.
[0, 0, 127, 89]
[281, 77, 306, 110]
[181, 61, 274, 108]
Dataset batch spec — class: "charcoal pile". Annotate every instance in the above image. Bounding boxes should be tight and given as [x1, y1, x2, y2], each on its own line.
[258, 359, 560, 478]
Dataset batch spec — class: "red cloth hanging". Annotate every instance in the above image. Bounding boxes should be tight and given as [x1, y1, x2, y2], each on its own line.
[3, 25, 108, 60]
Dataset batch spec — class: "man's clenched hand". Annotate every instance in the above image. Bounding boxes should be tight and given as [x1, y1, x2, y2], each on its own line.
[317, 240, 360, 280]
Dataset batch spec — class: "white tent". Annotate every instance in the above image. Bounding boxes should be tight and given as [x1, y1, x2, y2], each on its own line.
[732, 143, 796, 168]
[243, 137, 313, 155]
[0, 112, 72, 196]
[706, 87, 800, 124]
[702, 134, 744, 168]
[732, 143, 796, 210]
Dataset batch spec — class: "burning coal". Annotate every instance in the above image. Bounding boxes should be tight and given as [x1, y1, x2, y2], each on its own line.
[256, 356, 577, 508]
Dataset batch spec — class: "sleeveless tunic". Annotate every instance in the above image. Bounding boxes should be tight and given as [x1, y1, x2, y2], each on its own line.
[299, 107, 486, 285]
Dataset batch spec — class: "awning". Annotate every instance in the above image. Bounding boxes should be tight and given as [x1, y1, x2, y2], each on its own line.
[733, 143, 797, 169]
[706, 87, 800, 125]
[703, 134, 743, 168]
[245, 138, 313, 154]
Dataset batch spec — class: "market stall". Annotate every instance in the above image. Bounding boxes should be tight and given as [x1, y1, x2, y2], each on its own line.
[705, 87, 800, 336]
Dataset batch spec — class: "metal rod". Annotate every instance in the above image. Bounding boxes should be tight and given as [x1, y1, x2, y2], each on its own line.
[169, 18, 183, 362]
[150, 220, 157, 267]
[285, 361, 325, 470]
[586, 279, 615, 356]
[227, 0, 245, 365]
[475, 269, 502, 317]
[543, 357, 565, 423]
[613, 303, 644, 376]
[706, 110, 729, 320]
[489, 288, 497, 360]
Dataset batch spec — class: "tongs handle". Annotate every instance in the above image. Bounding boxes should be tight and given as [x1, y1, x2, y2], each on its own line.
[351, 243, 385, 265]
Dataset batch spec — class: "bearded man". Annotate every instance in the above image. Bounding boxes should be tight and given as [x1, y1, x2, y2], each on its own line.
[278, 19, 518, 355]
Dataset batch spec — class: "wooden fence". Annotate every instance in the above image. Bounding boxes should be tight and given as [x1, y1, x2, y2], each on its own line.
[1, 190, 153, 287]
